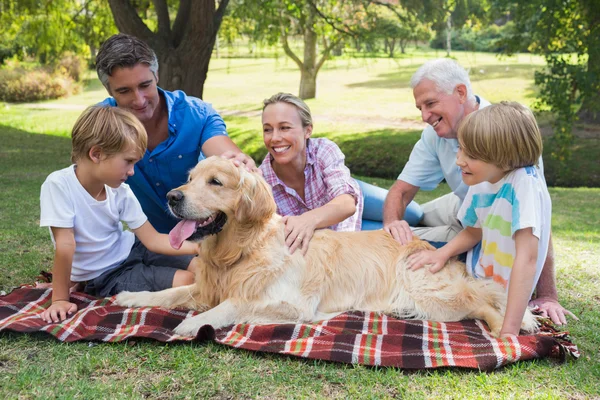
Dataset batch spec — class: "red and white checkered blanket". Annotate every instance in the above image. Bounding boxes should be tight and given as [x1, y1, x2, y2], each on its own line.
[0, 288, 579, 371]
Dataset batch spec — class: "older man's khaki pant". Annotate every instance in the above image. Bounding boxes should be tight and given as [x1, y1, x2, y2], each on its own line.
[411, 193, 463, 243]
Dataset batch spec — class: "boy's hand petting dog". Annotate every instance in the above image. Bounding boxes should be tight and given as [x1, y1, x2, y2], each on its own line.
[282, 215, 317, 256]
[407, 250, 449, 273]
[41, 300, 77, 323]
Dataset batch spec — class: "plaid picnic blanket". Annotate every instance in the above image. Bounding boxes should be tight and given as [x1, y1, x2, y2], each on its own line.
[0, 288, 579, 371]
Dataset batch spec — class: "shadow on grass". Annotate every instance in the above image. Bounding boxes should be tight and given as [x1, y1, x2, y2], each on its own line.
[324, 128, 421, 179]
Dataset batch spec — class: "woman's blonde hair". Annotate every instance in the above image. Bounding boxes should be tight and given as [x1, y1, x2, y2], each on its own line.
[458, 101, 543, 171]
[263, 92, 313, 127]
[71, 106, 147, 163]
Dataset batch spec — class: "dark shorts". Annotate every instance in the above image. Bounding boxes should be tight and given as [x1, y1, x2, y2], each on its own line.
[84, 239, 195, 298]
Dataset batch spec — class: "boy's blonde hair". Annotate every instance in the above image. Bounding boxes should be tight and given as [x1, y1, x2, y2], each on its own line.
[71, 106, 148, 163]
[458, 101, 543, 171]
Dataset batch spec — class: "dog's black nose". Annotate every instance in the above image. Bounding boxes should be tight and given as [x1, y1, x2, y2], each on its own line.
[167, 190, 184, 203]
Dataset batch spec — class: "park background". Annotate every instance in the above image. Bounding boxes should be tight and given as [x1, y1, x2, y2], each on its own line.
[0, 1, 599, 398]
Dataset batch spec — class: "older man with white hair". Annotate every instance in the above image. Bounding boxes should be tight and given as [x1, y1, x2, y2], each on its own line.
[383, 58, 577, 326]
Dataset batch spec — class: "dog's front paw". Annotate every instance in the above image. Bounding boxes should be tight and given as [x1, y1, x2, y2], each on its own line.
[174, 314, 213, 337]
[114, 291, 152, 308]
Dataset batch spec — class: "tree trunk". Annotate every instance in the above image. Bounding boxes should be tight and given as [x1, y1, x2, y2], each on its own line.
[299, 67, 317, 100]
[388, 39, 396, 58]
[280, 3, 338, 100]
[299, 5, 318, 99]
[400, 39, 407, 54]
[107, 0, 229, 99]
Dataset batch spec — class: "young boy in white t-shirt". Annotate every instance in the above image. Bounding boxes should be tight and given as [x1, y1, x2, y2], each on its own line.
[40, 106, 197, 323]
[408, 102, 551, 337]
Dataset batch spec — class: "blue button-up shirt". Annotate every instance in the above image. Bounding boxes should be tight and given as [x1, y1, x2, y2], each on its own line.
[99, 87, 228, 233]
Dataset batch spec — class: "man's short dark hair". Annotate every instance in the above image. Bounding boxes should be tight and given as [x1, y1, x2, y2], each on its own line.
[96, 33, 159, 92]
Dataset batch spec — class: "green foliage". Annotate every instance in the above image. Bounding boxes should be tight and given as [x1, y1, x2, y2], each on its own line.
[430, 21, 520, 53]
[53, 52, 86, 82]
[495, 0, 600, 169]
[532, 54, 586, 162]
[0, 0, 117, 66]
[0, 66, 80, 102]
[428, 0, 491, 52]
[361, 7, 432, 57]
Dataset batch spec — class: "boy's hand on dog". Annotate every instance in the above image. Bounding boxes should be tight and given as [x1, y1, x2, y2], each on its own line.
[41, 300, 77, 323]
[407, 250, 448, 273]
[282, 215, 316, 256]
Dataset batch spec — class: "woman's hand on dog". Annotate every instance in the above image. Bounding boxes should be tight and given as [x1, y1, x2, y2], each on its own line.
[41, 300, 77, 323]
[282, 215, 317, 256]
[407, 250, 448, 273]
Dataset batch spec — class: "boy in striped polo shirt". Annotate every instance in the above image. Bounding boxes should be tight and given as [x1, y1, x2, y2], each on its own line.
[408, 102, 551, 337]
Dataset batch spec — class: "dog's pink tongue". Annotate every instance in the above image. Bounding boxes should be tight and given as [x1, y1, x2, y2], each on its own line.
[169, 220, 197, 249]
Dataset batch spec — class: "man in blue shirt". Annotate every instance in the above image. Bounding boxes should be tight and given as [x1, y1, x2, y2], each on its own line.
[96, 34, 256, 234]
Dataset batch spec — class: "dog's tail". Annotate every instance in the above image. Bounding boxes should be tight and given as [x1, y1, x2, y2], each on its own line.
[474, 278, 539, 334]
[520, 308, 540, 334]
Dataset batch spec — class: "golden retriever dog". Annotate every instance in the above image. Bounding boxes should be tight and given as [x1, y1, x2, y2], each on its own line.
[116, 156, 538, 337]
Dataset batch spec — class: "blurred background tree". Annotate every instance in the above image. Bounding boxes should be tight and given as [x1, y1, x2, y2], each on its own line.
[493, 0, 600, 160]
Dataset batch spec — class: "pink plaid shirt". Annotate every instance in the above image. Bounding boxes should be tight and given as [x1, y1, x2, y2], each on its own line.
[260, 138, 363, 231]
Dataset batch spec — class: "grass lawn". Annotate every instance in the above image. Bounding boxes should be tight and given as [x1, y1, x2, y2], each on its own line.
[1, 49, 599, 398]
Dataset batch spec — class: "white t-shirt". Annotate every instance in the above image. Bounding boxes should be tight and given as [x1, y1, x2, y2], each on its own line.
[457, 166, 552, 295]
[40, 165, 148, 281]
[398, 97, 491, 201]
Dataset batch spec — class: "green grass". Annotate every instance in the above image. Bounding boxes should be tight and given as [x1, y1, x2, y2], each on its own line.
[1, 50, 599, 398]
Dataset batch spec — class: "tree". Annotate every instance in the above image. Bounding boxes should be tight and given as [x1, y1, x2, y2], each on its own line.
[427, 0, 489, 56]
[107, 0, 230, 99]
[0, 0, 114, 64]
[279, 1, 344, 99]
[495, 0, 600, 159]
[73, 0, 117, 65]
[231, 0, 353, 99]
[368, 7, 431, 57]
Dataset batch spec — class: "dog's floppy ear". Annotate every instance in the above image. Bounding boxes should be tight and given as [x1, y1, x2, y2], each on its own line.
[235, 170, 277, 224]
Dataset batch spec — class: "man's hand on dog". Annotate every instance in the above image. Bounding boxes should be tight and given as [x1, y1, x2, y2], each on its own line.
[221, 151, 260, 174]
[41, 300, 77, 323]
[407, 249, 448, 273]
[283, 215, 317, 256]
[529, 297, 578, 326]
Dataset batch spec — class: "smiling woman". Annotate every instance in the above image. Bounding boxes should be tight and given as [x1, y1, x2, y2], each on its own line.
[258, 93, 364, 255]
